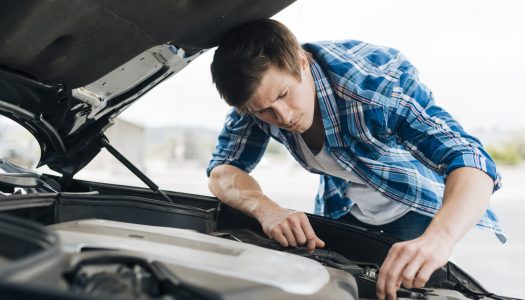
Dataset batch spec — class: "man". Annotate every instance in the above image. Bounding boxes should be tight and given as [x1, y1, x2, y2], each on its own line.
[206, 19, 505, 299]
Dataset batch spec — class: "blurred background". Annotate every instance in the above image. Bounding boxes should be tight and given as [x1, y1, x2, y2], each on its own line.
[1, 0, 523, 297]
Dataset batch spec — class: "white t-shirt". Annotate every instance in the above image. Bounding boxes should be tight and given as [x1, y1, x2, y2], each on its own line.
[293, 133, 411, 225]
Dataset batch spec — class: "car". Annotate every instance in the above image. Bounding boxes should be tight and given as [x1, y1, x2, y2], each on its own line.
[0, 1, 521, 299]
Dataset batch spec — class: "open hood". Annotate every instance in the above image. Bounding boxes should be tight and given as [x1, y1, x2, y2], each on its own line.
[0, 0, 295, 177]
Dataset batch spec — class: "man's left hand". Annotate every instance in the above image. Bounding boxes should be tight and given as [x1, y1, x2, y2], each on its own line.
[376, 229, 455, 300]
[376, 167, 495, 300]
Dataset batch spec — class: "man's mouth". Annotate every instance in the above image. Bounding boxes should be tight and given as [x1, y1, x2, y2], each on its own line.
[283, 115, 302, 130]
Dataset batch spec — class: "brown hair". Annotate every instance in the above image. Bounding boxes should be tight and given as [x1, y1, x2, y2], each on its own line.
[210, 19, 307, 113]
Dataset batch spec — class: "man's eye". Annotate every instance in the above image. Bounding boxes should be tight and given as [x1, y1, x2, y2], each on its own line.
[258, 108, 271, 115]
[279, 90, 288, 98]
[252, 108, 265, 115]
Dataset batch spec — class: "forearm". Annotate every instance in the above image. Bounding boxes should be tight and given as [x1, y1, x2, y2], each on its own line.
[208, 164, 280, 220]
[422, 167, 494, 244]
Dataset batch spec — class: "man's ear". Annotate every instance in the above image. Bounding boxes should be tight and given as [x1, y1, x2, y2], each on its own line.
[299, 50, 309, 70]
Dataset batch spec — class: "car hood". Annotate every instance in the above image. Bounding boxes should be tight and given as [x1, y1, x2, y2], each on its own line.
[0, 0, 294, 177]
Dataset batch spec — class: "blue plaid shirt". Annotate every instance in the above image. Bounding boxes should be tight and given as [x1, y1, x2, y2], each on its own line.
[207, 40, 506, 243]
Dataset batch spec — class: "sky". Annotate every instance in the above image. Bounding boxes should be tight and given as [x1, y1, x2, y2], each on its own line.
[121, 0, 525, 132]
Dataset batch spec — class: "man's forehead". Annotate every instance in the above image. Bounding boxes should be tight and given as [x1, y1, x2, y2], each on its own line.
[248, 68, 289, 109]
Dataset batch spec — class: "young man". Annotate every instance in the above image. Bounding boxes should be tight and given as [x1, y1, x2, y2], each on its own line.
[206, 19, 505, 299]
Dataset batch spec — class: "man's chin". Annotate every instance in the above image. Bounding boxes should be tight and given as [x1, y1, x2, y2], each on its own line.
[282, 127, 302, 133]
[287, 123, 308, 133]
[280, 118, 311, 133]
[297, 120, 315, 134]
[295, 127, 308, 134]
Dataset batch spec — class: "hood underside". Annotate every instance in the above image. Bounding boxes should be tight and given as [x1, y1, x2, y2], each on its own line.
[0, 0, 294, 177]
[0, 0, 293, 87]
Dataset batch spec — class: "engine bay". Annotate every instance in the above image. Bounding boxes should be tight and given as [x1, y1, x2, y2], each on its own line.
[0, 178, 510, 300]
[0, 211, 492, 300]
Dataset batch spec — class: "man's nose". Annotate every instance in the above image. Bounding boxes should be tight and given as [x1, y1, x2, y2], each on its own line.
[273, 102, 292, 125]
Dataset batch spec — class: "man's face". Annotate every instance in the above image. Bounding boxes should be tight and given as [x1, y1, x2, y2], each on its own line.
[246, 56, 316, 133]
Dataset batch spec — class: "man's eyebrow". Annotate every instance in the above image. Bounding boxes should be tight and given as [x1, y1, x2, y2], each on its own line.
[249, 84, 288, 114]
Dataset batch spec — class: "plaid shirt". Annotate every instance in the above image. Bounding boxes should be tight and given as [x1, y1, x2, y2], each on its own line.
[207, 40, 506, 243]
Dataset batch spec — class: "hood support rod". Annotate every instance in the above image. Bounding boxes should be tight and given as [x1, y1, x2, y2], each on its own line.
[100, 137, 174, 204]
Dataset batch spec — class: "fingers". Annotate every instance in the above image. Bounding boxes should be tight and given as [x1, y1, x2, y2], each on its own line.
[376, 243, 401, 300]
[315, 236, 325, 248]
[299, 214, 325, 252]
[382, 245, 413, 299]
[290, 218, 307, 245]
[401, 254, 425, 289]
[281, 223, 297, 247]
[376, 236, 450, 300]
[378, 242, 424, 300]
[262, 211, 325, 251]
[270, 230, 288, 247]
[414, 263, 434, 288]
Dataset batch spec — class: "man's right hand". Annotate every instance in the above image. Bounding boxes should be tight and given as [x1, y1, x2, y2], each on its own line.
[208, 165, 324, 252]
[255, 203, 325, 252]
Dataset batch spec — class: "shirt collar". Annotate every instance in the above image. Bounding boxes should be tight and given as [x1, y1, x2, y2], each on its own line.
[310, 59, 345, 148]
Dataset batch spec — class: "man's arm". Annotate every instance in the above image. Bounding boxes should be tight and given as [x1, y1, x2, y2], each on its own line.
[376, 167, 493, 300]
[375, 65, 502, 299]
[208, 164, 325, 251]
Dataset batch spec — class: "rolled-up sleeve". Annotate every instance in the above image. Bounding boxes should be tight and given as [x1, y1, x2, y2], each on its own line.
[386, 70, 502, 191]
[206, 109, 270, 177]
